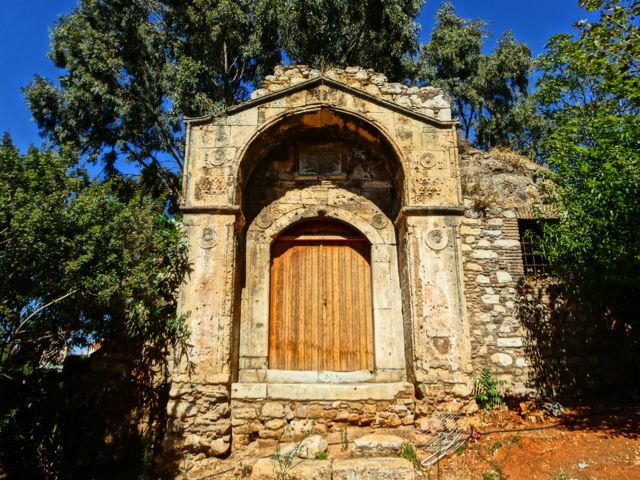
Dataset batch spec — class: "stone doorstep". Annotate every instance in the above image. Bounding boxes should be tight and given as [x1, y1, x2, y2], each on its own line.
[250, 457, 415, 480]
[232, 382, 414, 401]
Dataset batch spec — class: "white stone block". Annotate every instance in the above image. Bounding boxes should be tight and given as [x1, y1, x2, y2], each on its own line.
[353, 434, 404, 456]
[496, 271, 513, 283]
[482, 294, 500, 304]
[231, 383, 267, 399]
[491, 353, 513, 366]
[497, 337, 524, 348]
[494, 239, 521, 248]
[333, 458, 414, 480]
[472, 249, 498, 259]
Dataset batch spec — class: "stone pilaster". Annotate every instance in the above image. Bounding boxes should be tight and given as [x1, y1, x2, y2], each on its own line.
[397, 207, 472, 400]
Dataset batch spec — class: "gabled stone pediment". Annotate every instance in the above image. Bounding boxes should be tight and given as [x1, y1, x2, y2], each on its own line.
[182, 66, 463, 212]
[186, 65, 454, 128]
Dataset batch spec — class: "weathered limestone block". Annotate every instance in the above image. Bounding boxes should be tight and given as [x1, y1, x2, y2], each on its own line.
[332, 458, 415, 480]
[353, 434, 404, 457]
[279, 435, 328, 459]
[250, 458, 331, 480]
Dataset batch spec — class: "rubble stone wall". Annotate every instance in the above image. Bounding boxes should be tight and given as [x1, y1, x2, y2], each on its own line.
[231, 389, 415, 449]
[458, 147, 551, 395]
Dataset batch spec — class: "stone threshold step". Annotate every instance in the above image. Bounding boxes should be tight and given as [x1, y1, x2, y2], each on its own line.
[250, 457, 415, 480]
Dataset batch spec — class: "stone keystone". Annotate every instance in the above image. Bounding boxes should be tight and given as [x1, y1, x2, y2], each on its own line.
[353, 433, 404, 457]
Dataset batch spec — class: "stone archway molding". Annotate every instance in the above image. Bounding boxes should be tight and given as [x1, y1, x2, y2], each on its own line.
[235, 186, 409, 400]
[231, 104, 408, 206]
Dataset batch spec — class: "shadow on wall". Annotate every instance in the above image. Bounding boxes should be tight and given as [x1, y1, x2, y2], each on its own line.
[516, 278, 639, 401]
[0, 347, 170, 480]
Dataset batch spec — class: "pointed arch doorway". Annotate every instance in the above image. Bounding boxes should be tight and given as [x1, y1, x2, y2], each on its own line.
[269, 219, 374, 372]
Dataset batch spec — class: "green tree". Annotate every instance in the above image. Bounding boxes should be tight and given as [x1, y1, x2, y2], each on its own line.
[0, 134, 188, 378]
[25, 0, 424, 201]
[537, 0, 640, 325]
[417, 1, 532, 148]
[272, 0, 423, 78]
[24, 0, 279, 200]
[0, 134, 189, 477]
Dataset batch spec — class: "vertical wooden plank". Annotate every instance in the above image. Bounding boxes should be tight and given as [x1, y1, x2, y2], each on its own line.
[268, 221, 375, 372]
[332, 244, 341, 370]
[363, 244, 374, 370]
[289, 246, 299, 370]
[269, 248, 277, 368]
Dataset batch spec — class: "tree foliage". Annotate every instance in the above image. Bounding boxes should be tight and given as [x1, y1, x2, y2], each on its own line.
[273, 0, 423, 77]
[417, 1, 533, 149]
[0, 135, 189, 477]
[0, 134, 188, 378]
[24, 0, 423, 201]
[24, 0, 276, 199]
[538, 0, 640, 324]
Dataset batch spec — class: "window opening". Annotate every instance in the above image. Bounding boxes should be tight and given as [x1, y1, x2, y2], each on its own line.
[518, 219, 552, 276]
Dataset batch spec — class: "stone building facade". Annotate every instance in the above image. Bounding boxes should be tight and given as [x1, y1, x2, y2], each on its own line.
[160, 66, 554, 467]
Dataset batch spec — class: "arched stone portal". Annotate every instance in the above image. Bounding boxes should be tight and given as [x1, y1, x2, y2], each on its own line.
[238, 190, 406, 392]
[165, 66, 472, 461]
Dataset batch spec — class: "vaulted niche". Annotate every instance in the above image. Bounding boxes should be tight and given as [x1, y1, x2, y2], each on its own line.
[235, 106, 408, 397]
[269, 220, 374, 372]
[240, 107, 404, 226]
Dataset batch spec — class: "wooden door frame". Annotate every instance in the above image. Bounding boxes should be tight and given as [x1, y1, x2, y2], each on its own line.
[237, 198, 407, 391]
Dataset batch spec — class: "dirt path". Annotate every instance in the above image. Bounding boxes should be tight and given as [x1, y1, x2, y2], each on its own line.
[428, 406, 640, 480]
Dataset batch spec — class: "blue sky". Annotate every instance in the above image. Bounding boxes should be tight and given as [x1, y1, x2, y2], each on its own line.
[0, 1, 594, 153]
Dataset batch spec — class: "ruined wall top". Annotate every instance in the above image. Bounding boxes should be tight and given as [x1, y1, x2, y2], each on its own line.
[459, 144, 554, 216]
[250, 65, 452, 122]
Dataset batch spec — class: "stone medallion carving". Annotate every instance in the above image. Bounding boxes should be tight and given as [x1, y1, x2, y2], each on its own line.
[426, 229, 449, 251]
[199, 227, 217, 249]
[203, 148, 227, 167]
[255, 210, 275, 229]
[419, 152, 437, 169]
[370, 213, 388, 229]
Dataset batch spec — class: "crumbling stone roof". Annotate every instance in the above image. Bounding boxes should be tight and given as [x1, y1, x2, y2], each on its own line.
[250, 65, 451, 121]
[459, 143, 554, 216]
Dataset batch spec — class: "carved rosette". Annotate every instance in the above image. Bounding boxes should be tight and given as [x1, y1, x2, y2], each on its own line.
[425, 229, 449, 251]
[255, 209, 275, 229]
[202, 148, 227, 167]
[419, 152, 437, 169]
[199, 227, 217, 249]
[370, 213, 388, 229]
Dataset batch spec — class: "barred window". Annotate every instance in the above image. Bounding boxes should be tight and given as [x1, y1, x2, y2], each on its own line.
[518, 219, 551, 276]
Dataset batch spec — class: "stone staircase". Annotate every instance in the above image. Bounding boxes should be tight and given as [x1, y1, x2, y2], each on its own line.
[248, 433, 417, 480]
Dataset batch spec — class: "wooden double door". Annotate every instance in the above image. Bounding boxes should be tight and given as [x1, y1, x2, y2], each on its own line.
[269, 220, 374, 372]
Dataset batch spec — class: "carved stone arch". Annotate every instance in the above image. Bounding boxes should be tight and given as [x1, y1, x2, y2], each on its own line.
[238, 188, 407, 396]
[252, 204, 392, 247]
[232, 105, 408, 217]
